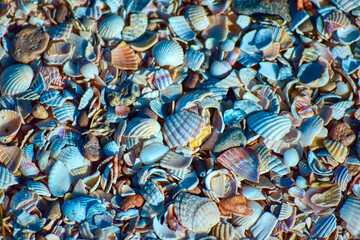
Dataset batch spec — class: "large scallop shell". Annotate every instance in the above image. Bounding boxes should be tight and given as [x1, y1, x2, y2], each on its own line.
[0, 64, 34, 96]
[0, 109, 21, 144]
[0, 145, 23, 173]
[169, 16, 196, 41]
[185, 5, 209, 31]
[48, 160, 74, 197]
[246, 111, 291, 141]
[217, 147, 260, 182]
[98, 14, 124, 39]
[111, 41, 138, 70]
[340, 195, 360, 237]
[174, 192, 220, 233]
[323, 139, 348, 163]
[0, 165, 18, 190]
[163, 110, 206, 149]
[152, 40, 184, 67]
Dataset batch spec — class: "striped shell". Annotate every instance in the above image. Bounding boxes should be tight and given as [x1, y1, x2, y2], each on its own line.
[299, 116, 324, 147]
[324, 11, 350, 35]
[247, 111, 291, 141]
[62, 198, 87, 223]
[25, 180, 51, 197]
[154, 69, 173, 90]
[0, 165, 18, 190]
[0, 145, 23, 173]
[48, 160, 73, 197]
[52, 102, 78, 123]
[174, 192, 220, 233]
[232, 201, 263, 229]
[204, 169, 237, 199]
[163, 110, 206, 149]
[124, 117, 161, 139]
[111, 41, 138, 70]
[330, 0, 360, 12]
[184, 50, 205, 71]
[49, 21, 73, 41]
[56, 146, 85, 170]
[160, 151, 192, 170]
[152, 40, 184, 67]
[334, 165, 351, 191]
[311, 214, 336, 238]
[202, 15, 229, 42]
[122, 13, 147, 41]
[0, 64, 33, 96]
[44, 42, 75, 65]
[324, 139, 348, 163]
[139, 180, 164, 206]
[169, 16, 196, 41]
[340, 195, 360, 237]
[217, 147, 260, 182]
[210, 222, 244, 240]
[185, 5, 209, 31]
[0, 109, 21, 144]
[98, 14, 124, 39]
[250, 212, 278, 240]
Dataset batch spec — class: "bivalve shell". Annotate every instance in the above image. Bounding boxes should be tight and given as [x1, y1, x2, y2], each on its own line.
[152, 40, 184, 67]
[48, 161, 73, 197]
[250, 212, 278, 240]
[0, 64, 33, 96]
[98, 14, 124, 39]
[0, 109, 21, 144]
[169, 16, 196, 41]
[111, 41, 138, 70]
[185, 5, 209, 31]
[0, 145, 23, 173]
[299, 116, 324, 147]
[323, 139, 348, 163]
[311, 214, 336, 238]
[340, 195, 360, 237]
[0, 165, 18, 190]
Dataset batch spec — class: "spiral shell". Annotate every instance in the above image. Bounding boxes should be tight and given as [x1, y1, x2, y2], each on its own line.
[152, 40, 184, 67]
[0, 64, 34, 96]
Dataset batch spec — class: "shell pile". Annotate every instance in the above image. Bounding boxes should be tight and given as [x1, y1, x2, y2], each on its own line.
[2, 0, 360, 239]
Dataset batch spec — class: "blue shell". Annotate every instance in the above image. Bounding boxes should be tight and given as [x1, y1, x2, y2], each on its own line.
[311, 214, 336, 238]
[103, 141, 120, 157]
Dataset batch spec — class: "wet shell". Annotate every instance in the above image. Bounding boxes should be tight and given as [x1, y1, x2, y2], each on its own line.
[152, 40, 184, 67]
[111, 41, 138, 70]
[185, 5, 209, 31]
[163, 110, 206, 149]
[0, 145, 23, 173]
[0, 165, 18, 190]
[323, 139, 348, 163]
[0, 109, 21, 143]
[0, 64, 34, 96]
[174, 192, 220, 233]
[311, 214, 336, 238]
[340, 195, 360, 237]
[210, 60, 232, 79]
[247, 111, 291, 141]
[217, 147, 260, 182]
[250, 212, 278, 240]
[48, 160, 73, 197]
[299, 116, 324, 147]
[98, 14, 124, 39]
[154, 69, 173, 90]
[124, 117, 161, 139]
[139, 180, 164, 206]
[169, 16, 196, 41]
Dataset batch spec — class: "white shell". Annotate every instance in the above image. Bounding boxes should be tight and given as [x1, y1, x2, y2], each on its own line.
[160, 151, 192, 170]
[299, 116, 324, 147]
[48, 160, 73, 197]
[140, 142, 169, 164]
[232, 201, 263, 230]
[250, 212, 278, 240]
[0, 165, 18, 190]
[184, 50, 205, 71]
[124, 117, 161, 139]
[283, 148, 300, 167]
[152, 40, 184, 67]
[169, 16, 196, 41]
[340, 196, 360, 237]
[242, 186, 266, 200]
[52, 101, 78, 123]
[98, 14, 124, 39]
[0, 64, 34, 96]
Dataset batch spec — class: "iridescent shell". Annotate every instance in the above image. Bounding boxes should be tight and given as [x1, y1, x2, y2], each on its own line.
[163, 110, 206, 149]
[174, 192, 220, 233]
[169, 16, 195, 41]
[111, 41, 138, 70]
[0, 109, 21, 144]
[210, 60, 232, 79]
[0, 64, 34, 96]
[247, 111, 291, 141]
[152, 40, 184, 67]
[185, 5, 209, 31]
[217, 147, 260, 182]
[124, 117, 161, 139]
[299, 116, 324, 147]
[307, 151, 332, 176]
[0, 165, 18, 190]
[324, 10, 350, 35]
[255, 28, 274, 50]
[310, 185, 341, 207]
[242, 186, 266, 200]
[10, 189, 37, 212]
[139, 180, 164, 206]
[98, 14, 124, 39]
[283, 148, 300, 167]
[175, 90, 212, 112]
[48, 160, 73, 197]
[122, 13, 147, 41]
[140, 142, 169, 164]
[80, 62, 98, 79]
[44, 42, 75, 65]
[310, 214, 336, 238]
[250, 212, 278, 240]
[340, 195, 360, 237]
[56, 146, 85, 170]
[154, 69, 173, 90]
[0, 145, 23, 173]
[323, 139, 348, 163]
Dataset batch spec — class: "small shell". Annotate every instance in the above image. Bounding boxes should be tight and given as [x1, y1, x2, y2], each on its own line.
[111, 41, 138, 70]
[184, 50, 205, 71]
[334, 24, 360, 45]
[174, 192, 220, 233]
[152, 40, 184, 67]
[311, 214, 336, 238]
[297, 61, 329, 88]
[25, 180, 51, 197]
[139, 180, 164, 206]
[0, 109, 21, 144]
[169, 16, 196, 41]
[140, 142, 169, 164]
[334, 165, 351, 191]
[160, 151, 192, 170]
[310, 185, 341, 207]
[330, 0, 360, 12]
[299, 116, 324, 147]
[324, 11, 350, 35]
[98, 14, 124, 39]
[154, 69, 173, 90]
[217, 147, 260, 182]
[263, 42, 280, 61]
[255, 28, 274, 50]
[250, 212, 278, 240]
[210, 60, 232, 79]
[80, 62, 98, 79]
[323, 139, 348, 163]
[44, 42, 75, 65]
[52, 102, 78, 123]
[210, 222, 245, 240]
[0, 64, 34, 96]
[258, 62, 279, 80]
[122, 13, 147, 41]
[124, 117, 161, 139]
[185, 5, 209, 31]
[232, 201, 263, 229]
[283, 148, 300, 167]
[242, 186, 266, 200]
[49, 21, 73, 41]
[56, 146, 85, 170]
[340, 195, 360, 237]
[0, 165, 18, 190]
[0, 145, 23, 173]
[48, 161, 73, 197]
[62, 198, 87, 223]
[103, 141, 120, 157]
[202, 15, 229, 42]
[204, 169, 237, 199]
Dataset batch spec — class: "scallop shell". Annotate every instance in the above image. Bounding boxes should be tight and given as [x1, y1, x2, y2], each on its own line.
[231, 200, 263, 229]
[330, 0, 360, 12]
[98, 14, 124, 39]
[310, 214, 336, 238]
[202, 15, 229, 42]
[56, 146, 85, 170]
[0, 64, 34, 96]
[103, 141, 119, 157]
[0, 109, 21, 144]
[48, 160, 73, 197]
[25, 180, 51, 197]
[10, 189, 37, 212]
[0, 145, 23, 173]
[160, 151, 192, 170]
[334, 165, 351, 191]
[152, 40, 184, 67]
[139, 180, 164, 206]
[111, 41, 138, 70]
[49, 22, 73, 41]
[323, 139, 348, 163]
[250, 212, 278, 240]
[324, 11, 350, 35]
[154, 69, 173, 90]
[184, 50, 205, 71]
[217, 147, 260, 182]
[122, 13, 147, 41]
[210, 60, 232, 79]
[242, 186, 266, 200]
[174, 192, 220, 233]
[0, 165, 18, 190]
[299, 116, 324, 147]
[340, 195, 360, 237]
[52, 102, 78, 123]
[124, 117, 161, 139]
[210, 222, 245, 240]
[247, 111, 291, 141]
[310, 185, 341, 207]
[169, 16, 196, 41]
[62, 198, 87, 223]
[44, 42, 75, 65]
[163, 110, 206, 149]
[185, 5, 209, 31]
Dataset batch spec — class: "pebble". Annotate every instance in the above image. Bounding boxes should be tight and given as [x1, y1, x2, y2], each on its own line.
[120, 194, 145, 211]
[82, 135, 102, 162]
[330, 122, 356, 147]
[54, 3, 68, 23]
[78, 110, 89, 128]
[31, 104, 49, 119]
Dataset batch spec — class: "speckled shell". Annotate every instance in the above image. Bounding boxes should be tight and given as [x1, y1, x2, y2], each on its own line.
[169, 16, 196, 41]
[122, 13, 147, 41]
[247, 111, 291, 141]
[139, 180, 164, 206]
[98, 14, 124, 39]
[0, 165, 18, 190]
[324, 139, 348, 163]
[0, 145, 23, 173]
[340, 195, 360, 237]
[152, 40, 184, 67]
[0, 109, 21, 144]
[217, 147, 260, 182]
[163, 110, 206, 149]
[250, 212, 278, 240]
[185, 5, 209, 31]
[174, 192, 220, 233]
[0, 64, 34, 96]
[111, 41, 138, 70]
[48, 160, 73, 197]
[124, 117, 161, 139]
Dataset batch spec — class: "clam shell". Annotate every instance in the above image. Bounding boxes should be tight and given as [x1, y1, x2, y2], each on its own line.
[124, 117, 161, 139]
[163, 110, 206, 149]
[0, 64, 34, 96]
[210, 60, 232, 79]
[139, 180, 164, 206]
[299, 116, 324, 147]
[0, 109, 21, 144]
[52, 102, 78, 123]
[103, 141, 119, 157]
[25, 180, 51, 197]
[80, 62, 98, 79]
[48, 161, 73, 197]
[311, 214, 336, 238]
[122, 13, 147, 41]
[174, 192, 220, 233]
[184, 50, 205, 71]
[210, 222, 245, 240]
[44, 42, 75, 65]
[98, 14, 124, 39]
[160, 151, 192, 170]
[49, 138, 66, 158]
[232, 200, 263, 229]
[0, 145, 23, 173]
[185, 5, 209, 31]
[323, 139, 348, 163]
[340, 195, 360, 237]
[297, 61, 329, 88]
[111, 41, 138, 70]
[49, 22, 73, 41]
[176, 90, 212, 112]
[154, 69, 173, 90]
[0, 165, 18, 190]
[247, 111, 291, 141]
[267, 155, 290, 176]
[152, 40, 184, 67]
[56, 146, 85, 170]
[204, 169, 237, 199]
[334, 165, 351, 191]
[255, 28, 274, 50]
[217, 147, 260, 182]
[250, 212, 278, 240]
[62, 198, 87, 223]
[140, 142, 169, 165]
[283, 148, 300, 167]
[242, 186, 266, 200]
[330, 0, 360, 12]
[258, 62, 279, 80]
[169, 16, 196, 41]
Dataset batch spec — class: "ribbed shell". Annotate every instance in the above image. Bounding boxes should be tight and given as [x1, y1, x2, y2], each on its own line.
[324, 11, 350, 35]
[10, 189, 37, 212]
[62, 198, 87, 223]
[311, 214, 337, 238]
[210, 222, 244, 240]
[324, 139, 348, 163]
[50, 138, 66, 158]
[103, 141, 119, 157]
[78, 87, 94, 110]
[56, 146, 85, 170]
[98, 14, 124, 39]
[185, 5, 209, 31]
[330, 0, 360, 12]
[232, 201, 263, 229]
[263, 42, 280, 61]
[44, 42, 75, 65]
[169, 16, 196, 41]
[334, 165, 351, 191]
[139, 180, 164, 206]
[250, 212, 278, 240]
[184, 50, 205, 71]
[247, 111, 291, 141]
[176, 90, 212, 112]
[49, 22, 73, 41]
[160, 151, 192, 170]
[124, 117, 161, 139]
[299, 116, 324, 147]
[340, 195, 360, 237]
[174, 193, 220, 233]
[152, 40, 184, 67]
[122, 13, 147, 41]
[0, 165, 18, 190]
[163, 110, 206, 149]
[25, 180, 51, 197]
[154, 69, 173, 90]
[0, 145, 23, 173]
[48, 160, 73, 197]
[0, 109, 21, 144]
[52, 102, 78, 123]
[217, 147, 260, 182]
[0, 64, 34, 96]
[310, 185, 341, 207]
[111, 41, 138, 70]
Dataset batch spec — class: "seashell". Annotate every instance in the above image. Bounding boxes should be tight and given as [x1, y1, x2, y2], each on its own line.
[152, 40, 184, 67]
[307, 151, 333, 176]
[176, 90, 212, 112]
[340, 195, 360, 237]
[160, 151, 192, 170]
[80, 62, 98, 79]
[323, 139, 348, 163]
[254, 28, 274, 51]
[140, 142, 169, 165]
[330, 0, 360, 12]
[56, 146, 85, 170]
[277, 203, 293, 220]
[139, 180, 164, 206]
[210, 60, 232, 79]
[0, 165, 18, 190]
[223, 108, 246, 126]
[210, 222, 245, 240]
[233, 100, 262, 115]
[267, 155, 290, 176]
[185, 5, 209, 31]
[0, 64, 34, 96]
[0, 145, 23, 173]
[283, 148, 299, 167]
[50, 139, 66, 158]
[122, 13, 147, 41]
[299, 116, 324, 147]
[250, 212, 278, 240]
[202, 15, 229, 42]
[103, 141, 119, 157]
[334, 165, 351, 191]
[111, 41, 138, 70]
[185, 50, 205, 71]
[78, 87, 94, 111]
[62, 198, 87, 223]
[49, 21, 73, 41]
[213, 127, 247, 154]
[44, 42, 75, 65]
[52, 101, 78, 123]
[205, 169, 237, 199]
[240, 30, 259, 54]
[217, 147, 260, 182]
[263, 42, 280, 61]
[124, 117, 161, 139]
[48, 160, 74, 197]
[231, 200, 262, 230]
[310, 184, 341, 207]
[324, 11, 350, 35]
[334, 24, 360, 45]
[0, 109, 21, 144]
[98, 14, 124, 40]
[174, 192, 220, 233]
[169, 16, 196, 41]
[297, 61, 329, 88]
[25, 180, 51, 197]
[163, 110, 206, 149]
[154, 69, 173, 90]
[258, 62, 279, 80]
[311, 214, 336, 238]
[242, 186, 266, 200]
[247, 111, 291, 141]
[330, 100, 354, 120]
[10, 189, 38, 212]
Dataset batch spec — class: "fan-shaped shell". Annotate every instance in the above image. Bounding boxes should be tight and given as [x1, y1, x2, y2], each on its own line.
[48, 160, 73, 197]
[103, 141, 119, 157]
[169, 16, 195, 41]
[25, 180, 51, 197]
[330, 0, 360, 12]
[124, 117, 161, 139]
[62, 198, 87, 223]
[334, 165, 351, 191]
[340, 195, 360, 237]
[160, 151, 192, 170]
[0, 64, 34, 96]
[184, 50, 205, 71]
[0, 165, 18, 190]
[263, 42, 280, 61]
[324, 11, 350, 35]
[154, 69, 173, 90]
[232, 200, 263, 229]
[310, 214, 336, 238]
[250, 212, 278, 240]
[0, 145, 23, 173]
[210, 60, 232, 79]
[152, 40, 184, 67]
[0, 109, 21, 144]
[242, 186, 266, 200]
[174, 192, 220, 233]
[217, 147, 260, 182]
[185, 5, 209, 31]
[210, 222, 244, 240]
[56, 146, 85, 170]
[283, 148, 300, 167]
[247, 111, 291, 141]
[44, 42, 75, 65]
[111, 41, 138, 70]
[98, 14, 124, 39]
[49, 21, 73, 41]
[52, 102, 78, 123]
[299, 116, 324, 147]
[324, 139, 348, 163]
[139, 180, 164, 206]
[163, 110, 206, 149]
